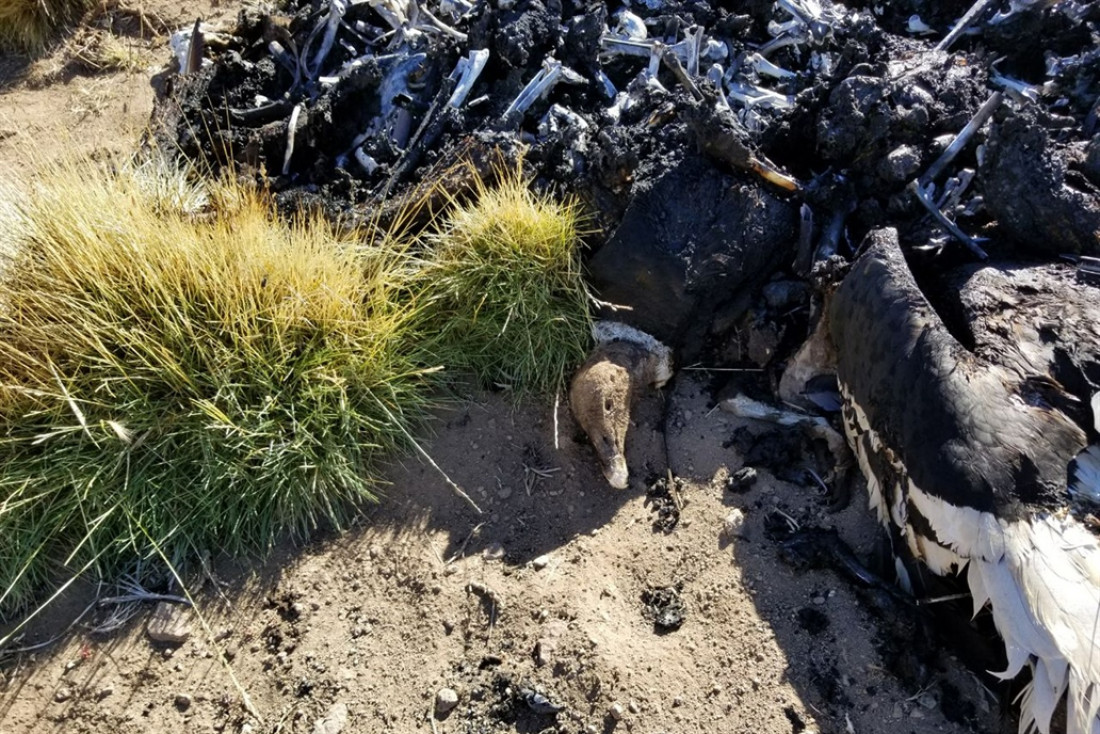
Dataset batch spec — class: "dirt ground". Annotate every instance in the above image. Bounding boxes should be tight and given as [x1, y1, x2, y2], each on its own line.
[1, 4, 1003, 733]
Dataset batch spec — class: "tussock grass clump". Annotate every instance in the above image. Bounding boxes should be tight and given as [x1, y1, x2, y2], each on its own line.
[0, 159, 433, 616]
[0, 0, 93, 53]
[417, 168, 593, 393]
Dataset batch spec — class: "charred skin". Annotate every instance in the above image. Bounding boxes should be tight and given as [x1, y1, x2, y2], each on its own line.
[570, 339, 667, 490]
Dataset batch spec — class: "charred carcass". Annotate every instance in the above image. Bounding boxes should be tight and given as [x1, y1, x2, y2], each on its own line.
[831, 228, 1100, 734]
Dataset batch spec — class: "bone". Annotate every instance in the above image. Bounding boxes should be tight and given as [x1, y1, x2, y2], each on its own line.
[935, 0, 997, 52]
[907, 179, 989, 259]
[920, 91, 1002, 185]
[447, 48, 490, 108]
[504, 59, 568, 119]
[415, 5, 468, 41]
[726, 81, 795, 111]
[662, 49, 704, 102]
[368, 0, 408, 33]
[745, 52, 796, 80]
[308, 0, 349, 80]
[282, 103, 303, 176]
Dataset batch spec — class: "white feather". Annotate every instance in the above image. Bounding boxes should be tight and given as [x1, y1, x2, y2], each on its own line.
[860, 449, 1100, 734]
[1070, 444, 1100, 505]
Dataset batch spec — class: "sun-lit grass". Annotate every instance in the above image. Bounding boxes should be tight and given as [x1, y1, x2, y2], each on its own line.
[0, 0, 93, 53]
[75, 30, 144, 73]
[415, 166, 593, 394]
[0, 158, 435, 616]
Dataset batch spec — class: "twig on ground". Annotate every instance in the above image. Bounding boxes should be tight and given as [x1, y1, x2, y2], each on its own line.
[553, 390, 560, 450]
[446, 522, 485, 564]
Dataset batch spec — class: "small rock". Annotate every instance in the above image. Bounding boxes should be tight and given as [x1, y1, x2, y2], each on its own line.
[672, 696, 684, 707]
[482, 543, 505, 561]
[721, 508, 746, 539]
[532, 554, 551, 570]
[241, 724, 255, 734]
[880, 144, 922, 184]
[497, 485, 512, 499]
[175, 693, 192, 710]
[609, 702, 625, 721]
[442, 619, 455, 635]
[534, 640, 550, 666]
[312, 702, 349, 734]
[97, 686, 114, 700]
[812, 596, 826, 605]
[147, 601, 192, 644]
[435, 687, 459, 715]
[54, 687, 72, 703]
[627, 700, 641, 714]
[918, 692, 937, 710]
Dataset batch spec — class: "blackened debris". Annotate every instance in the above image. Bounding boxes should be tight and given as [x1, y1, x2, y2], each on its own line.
[645, 474, 684, 533]
[727, 466, 759, 493]
[641, 584, 686, 633]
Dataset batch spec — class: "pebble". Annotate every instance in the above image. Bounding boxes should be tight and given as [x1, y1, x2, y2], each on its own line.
[628, 700, 641, 714]
[482, 543, 505, 561]
[54, 687, 72, 703]
[880, 144, 922, 183]
[532, 554, 551, 570]
[147, 601, 193, 644]
[812, 596, 826, 605]
[721, 509, 746, 539]
[435, 687, 459, 715]
[175, 693, 192, 710]
[609, 702, 625, 721]
[497, 485, 512, 499]
[312, 702, 349, 734]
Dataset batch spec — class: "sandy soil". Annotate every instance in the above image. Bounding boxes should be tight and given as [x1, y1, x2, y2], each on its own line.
[0, 4, 1003, 733]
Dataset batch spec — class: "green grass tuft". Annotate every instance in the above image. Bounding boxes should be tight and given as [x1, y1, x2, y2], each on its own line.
[415, 166, 593, 394]
[0, 0, 94, 53]
[0, 159, 435, 616]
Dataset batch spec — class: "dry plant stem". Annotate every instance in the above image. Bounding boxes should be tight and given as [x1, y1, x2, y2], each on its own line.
[446, 522, 485, 564]
[0, 593, 98, 661]
[374, 398, 483, 515]
[128, 508, 262, 723]
[98, 591, 191, 605]
[553, 390, 561, 450]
